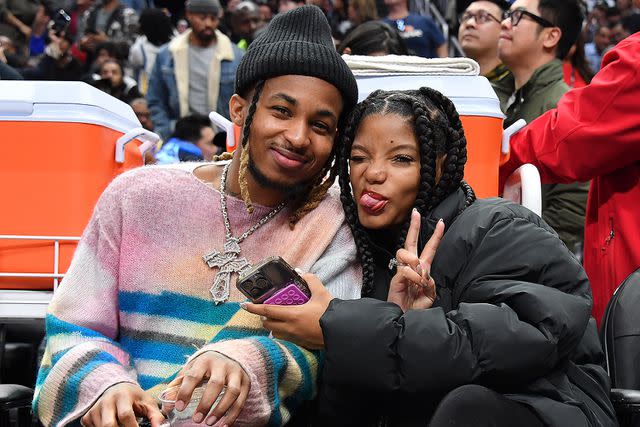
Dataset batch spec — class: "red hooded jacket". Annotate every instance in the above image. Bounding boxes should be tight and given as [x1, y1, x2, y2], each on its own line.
[500, 32, 640, 324]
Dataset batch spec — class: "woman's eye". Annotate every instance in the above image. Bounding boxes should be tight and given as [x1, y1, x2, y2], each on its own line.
[350, 155, 366, 163]
[393, 155, 415, 163]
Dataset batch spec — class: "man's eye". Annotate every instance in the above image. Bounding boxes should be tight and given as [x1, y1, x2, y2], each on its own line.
[313, 121, 330, 132]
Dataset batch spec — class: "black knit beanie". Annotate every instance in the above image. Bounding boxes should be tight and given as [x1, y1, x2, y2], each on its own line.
[234, 5, 358, 111]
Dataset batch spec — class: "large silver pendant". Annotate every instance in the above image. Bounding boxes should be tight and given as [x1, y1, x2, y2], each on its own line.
[203, 238, 251, 304]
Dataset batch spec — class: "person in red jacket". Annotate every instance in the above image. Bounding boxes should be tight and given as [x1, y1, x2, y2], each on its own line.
[500, 31, 640, 325]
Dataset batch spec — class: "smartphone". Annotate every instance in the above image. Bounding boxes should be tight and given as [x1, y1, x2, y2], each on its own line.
[236, 256, 311, 305]
[52, 9, 71, 35]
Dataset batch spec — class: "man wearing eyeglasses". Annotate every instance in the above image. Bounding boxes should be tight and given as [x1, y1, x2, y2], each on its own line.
[458, 0, 511, 82]
[494, 0, 589, 261]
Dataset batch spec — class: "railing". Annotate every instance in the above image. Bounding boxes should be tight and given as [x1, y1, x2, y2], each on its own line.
[0, 234, 80, 291]
[449, 35, 465, 57]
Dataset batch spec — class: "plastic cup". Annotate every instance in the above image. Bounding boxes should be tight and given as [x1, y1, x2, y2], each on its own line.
[158, 383, 226, 426]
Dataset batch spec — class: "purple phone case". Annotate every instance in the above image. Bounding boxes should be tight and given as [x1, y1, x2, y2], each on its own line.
[264, 283, 310, 305]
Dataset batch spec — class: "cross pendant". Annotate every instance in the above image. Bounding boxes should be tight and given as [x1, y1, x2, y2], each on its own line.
[203, 238, 251, 304]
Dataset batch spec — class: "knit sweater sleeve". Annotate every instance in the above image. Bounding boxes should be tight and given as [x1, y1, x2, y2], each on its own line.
[189, 220, 362, 426]
[33, 182, 138, 427]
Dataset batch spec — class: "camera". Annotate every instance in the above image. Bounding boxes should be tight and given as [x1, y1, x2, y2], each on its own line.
[51, 9, 71, 36]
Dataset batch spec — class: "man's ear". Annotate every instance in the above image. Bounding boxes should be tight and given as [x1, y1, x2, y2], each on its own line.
[542, 26, 562, 52]
[229, 94, 248, 127]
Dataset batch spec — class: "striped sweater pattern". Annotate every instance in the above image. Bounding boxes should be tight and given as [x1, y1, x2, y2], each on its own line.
[34, 163, 362, 426]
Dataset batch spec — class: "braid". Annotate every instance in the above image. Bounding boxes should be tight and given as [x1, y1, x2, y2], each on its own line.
[337, 100, 377, 296]
[461, 180, 476, 207]
[237, 80, 265, 213]
[287, 158, 337, 227]
[418, 87, 468, 202]
[213, 152, 234, 161]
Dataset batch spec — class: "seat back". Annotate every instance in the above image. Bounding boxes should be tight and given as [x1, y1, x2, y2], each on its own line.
[601, 267, 640, 389]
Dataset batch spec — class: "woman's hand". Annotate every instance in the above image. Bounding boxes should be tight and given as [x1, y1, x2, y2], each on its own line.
[241, 273, 332, 350]
[388, 209, 444, 312]
[168, 351, 250, 426]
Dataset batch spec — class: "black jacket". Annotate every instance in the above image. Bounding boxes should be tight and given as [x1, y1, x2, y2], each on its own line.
[317, 190, 617, 426]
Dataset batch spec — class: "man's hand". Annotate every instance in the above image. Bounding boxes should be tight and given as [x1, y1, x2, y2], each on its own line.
[81, 383, 165, 427]
[169, 351, 250, 426]
[388, 209, 444, 312]
[241, 273, 333, 350]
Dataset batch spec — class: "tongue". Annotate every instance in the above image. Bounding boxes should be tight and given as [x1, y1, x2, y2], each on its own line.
[360, 193, 387, 211]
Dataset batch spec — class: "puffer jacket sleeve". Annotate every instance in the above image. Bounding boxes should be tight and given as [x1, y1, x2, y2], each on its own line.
[320, 211, 592, 394]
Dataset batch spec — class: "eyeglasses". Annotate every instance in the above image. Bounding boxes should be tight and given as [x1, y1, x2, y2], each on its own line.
[503, 7, 555, 27]
[459, 10, 502, 25]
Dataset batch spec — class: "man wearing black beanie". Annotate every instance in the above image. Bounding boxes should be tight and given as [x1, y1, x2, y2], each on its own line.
[172, 5, 360, 425]
[57, 5, 362, 427]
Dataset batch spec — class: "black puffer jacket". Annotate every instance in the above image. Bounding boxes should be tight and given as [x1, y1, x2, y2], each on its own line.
[317, 190, 617, 426]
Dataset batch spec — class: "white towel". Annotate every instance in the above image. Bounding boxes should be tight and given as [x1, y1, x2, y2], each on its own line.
[343, 55, 480, 77]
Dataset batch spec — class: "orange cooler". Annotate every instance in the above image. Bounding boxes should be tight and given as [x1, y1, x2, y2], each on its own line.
[0, 81, 159, 290]
[356, 75, 504, 199]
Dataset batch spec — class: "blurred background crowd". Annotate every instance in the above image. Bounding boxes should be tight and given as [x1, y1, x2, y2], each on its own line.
[0, 0, 638, 168]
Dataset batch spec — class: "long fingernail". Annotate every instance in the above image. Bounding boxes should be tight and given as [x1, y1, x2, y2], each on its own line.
[193, 412, 204, 423]
[416, 262, 423, 276]
[240, 302, 248, 310]
[205, 415, 217, 426]
[175, 400, 185, 411]
[438, 218, 444, 223]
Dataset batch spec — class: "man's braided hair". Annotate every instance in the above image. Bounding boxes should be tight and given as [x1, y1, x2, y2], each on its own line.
[337, 87, 476, 296]
[219, 80, 341, 228]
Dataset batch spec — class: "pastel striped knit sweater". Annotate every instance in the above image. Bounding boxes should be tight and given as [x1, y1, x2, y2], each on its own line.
[34, 163, 362, 426]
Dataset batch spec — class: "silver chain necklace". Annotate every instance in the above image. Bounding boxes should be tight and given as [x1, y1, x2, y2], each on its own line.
[203, 163, 286, 304]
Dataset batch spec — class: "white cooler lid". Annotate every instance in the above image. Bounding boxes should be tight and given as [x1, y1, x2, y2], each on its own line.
[0, 81, 141, 133]
[356, 75, 504, 119]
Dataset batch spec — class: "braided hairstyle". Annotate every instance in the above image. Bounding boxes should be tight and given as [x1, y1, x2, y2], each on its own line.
[232, 80, 342, 228]
[338, 87, 476, 296]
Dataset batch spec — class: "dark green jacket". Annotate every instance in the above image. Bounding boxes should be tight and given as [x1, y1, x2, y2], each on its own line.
[493, 59, 589, 253]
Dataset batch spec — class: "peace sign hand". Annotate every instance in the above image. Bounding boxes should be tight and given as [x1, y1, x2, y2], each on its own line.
[388, 209, 444, 312]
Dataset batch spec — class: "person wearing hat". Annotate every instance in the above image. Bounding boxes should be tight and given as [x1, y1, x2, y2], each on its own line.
[33, 5, 361, 427]
[146, 0, 244, 141]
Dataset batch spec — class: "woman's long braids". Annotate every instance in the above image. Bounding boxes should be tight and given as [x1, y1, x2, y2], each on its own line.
[231, 79, 340, 227]
[338, 88, 476, 296]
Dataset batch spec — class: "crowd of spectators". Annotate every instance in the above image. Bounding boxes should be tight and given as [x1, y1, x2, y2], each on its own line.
[0, 0, 448, 156]
[4, 0, 635, 163]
